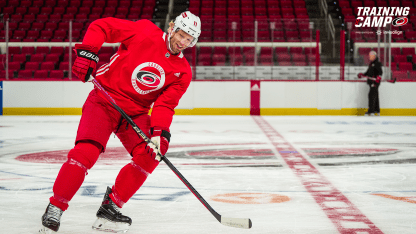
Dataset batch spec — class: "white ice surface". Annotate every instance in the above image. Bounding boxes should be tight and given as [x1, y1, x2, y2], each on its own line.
[1, 115, 416, 233]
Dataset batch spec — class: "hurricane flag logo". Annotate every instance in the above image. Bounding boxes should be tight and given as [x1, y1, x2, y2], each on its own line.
[136, 71, 160, 86]
[131, 62, 165, 95]
[392, 17, 408, 27]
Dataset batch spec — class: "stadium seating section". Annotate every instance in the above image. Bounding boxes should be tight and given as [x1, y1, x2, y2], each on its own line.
[0, 0, 154, 78]
[0, 0, 311, 43]
[0, 0, 314, 79]
[0, 0, 156, 42]
[192, 0, 312, 42]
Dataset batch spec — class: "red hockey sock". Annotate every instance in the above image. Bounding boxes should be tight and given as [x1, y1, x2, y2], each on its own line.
[110, 162, 149, 208]
[49, 160, 86, 211]
[49, 142, 101, 211]
[110, 142, 159, 208]
[110, 144, 159, 207]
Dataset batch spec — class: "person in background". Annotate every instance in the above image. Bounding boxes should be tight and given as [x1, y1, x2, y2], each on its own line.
[358, 51, 383, 116]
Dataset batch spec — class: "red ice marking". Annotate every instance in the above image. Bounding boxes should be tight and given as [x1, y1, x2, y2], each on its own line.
[15, 147, 131, 164]
[252, 116, 384, 234]
[188, 149, 273, 157]
[15, 143, 268, 164]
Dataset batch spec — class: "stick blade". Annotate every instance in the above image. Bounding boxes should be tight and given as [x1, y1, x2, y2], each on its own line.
[221, 217, 252, 229]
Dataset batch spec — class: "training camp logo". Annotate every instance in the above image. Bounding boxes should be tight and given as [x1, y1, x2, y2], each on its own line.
[355, 7, 410, 27]
[131, 62, 165, 95]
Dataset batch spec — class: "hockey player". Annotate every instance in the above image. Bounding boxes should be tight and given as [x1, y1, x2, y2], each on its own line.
[39, 11, 201, 233]
[358, 51, 383, 116]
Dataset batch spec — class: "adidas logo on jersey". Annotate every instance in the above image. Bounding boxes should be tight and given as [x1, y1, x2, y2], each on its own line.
[174, 73, 180, 77]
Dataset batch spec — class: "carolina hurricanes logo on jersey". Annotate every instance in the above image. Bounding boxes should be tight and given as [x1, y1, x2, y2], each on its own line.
[131, 62, 165, 95]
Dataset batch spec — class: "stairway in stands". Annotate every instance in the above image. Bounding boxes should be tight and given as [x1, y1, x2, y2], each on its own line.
[304, 0, 343, 64]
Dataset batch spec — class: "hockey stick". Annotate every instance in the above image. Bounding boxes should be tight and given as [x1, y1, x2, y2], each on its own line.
[387, 77, 397, 83]
[91, 78, 252, 229]
[359, 75, 396, 83]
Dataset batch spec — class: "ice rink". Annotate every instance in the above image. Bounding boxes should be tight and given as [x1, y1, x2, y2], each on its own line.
[1, 115, 416, 234]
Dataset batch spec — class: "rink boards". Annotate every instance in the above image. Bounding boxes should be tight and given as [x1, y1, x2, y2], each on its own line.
[1, 80, 416, 115]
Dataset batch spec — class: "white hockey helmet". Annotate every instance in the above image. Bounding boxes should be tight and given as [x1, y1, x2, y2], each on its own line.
[172, 11, 201, 47]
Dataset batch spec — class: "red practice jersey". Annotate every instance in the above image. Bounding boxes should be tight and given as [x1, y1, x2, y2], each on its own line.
[82, 17, 192, 130]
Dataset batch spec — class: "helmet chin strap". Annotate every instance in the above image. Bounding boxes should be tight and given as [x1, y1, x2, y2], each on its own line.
[166, 31, 174, 54]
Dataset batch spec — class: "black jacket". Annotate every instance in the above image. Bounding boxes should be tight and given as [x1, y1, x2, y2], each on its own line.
[364, 58, 383, 86]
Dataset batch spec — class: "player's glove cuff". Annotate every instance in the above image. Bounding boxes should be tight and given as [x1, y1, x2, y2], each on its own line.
[74, 44, 99, 54]
[150, 127, 171, 143]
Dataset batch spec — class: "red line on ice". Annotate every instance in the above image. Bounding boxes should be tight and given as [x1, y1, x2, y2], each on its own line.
[253, 116, 383, 234]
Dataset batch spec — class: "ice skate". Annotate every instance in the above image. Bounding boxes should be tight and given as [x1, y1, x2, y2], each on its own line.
[92, 187, 132, 233]
[39, 203, 63, 233]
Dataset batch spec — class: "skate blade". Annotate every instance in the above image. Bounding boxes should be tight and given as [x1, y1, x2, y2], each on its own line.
[38, 226, 56, 234]
[92, 218, 130, 233]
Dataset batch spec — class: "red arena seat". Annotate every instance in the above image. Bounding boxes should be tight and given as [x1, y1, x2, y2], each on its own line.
[34, 70, 49, 78]
[18, 70, 33, 79]
[25, 62, 40, 70]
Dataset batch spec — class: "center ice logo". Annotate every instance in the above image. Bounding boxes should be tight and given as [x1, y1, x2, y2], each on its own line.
[355, 7, 410, 27]
[131, 62, 165, 95]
